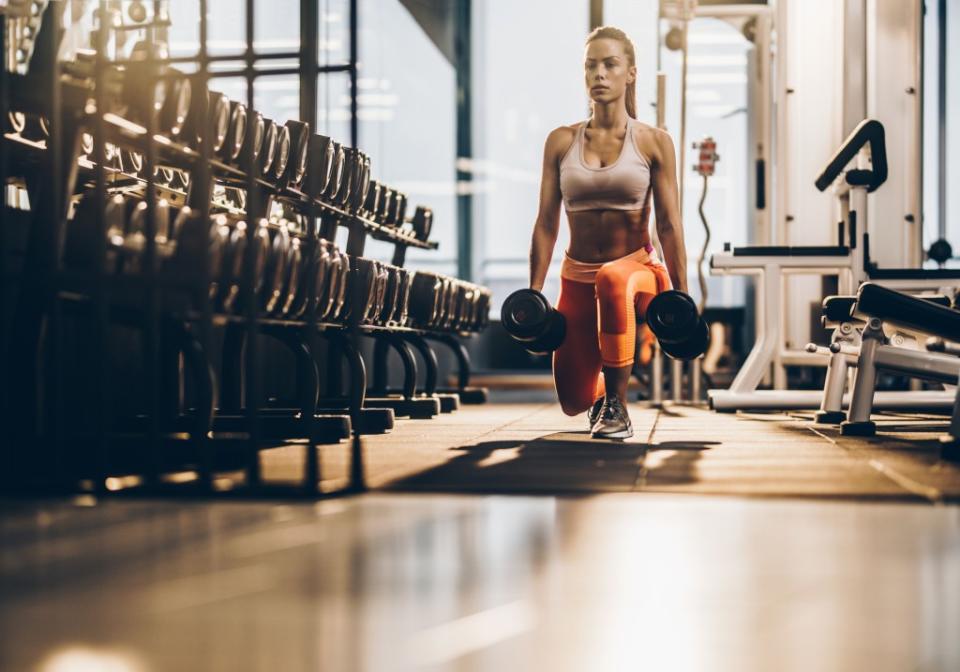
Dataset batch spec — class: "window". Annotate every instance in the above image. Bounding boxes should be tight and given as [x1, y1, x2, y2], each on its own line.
[472, 0, 588, 311]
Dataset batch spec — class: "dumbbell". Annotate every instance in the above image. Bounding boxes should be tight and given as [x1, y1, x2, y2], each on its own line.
[64, 192, 128, 274]
[158, 72, 192, 139]
[304, 134, 335, 200]
[4, 111, 26, 135]
[501, 288, 566, 355]
[270, 123, 292, 182]
[644, 290, 709, 360]
[278, 234, 306, 318]
[259, 119, 279, 176]
[166, 210, 228, 299]
[385, 189, 404, 228]
[239, 110, 266, 167]
[220, 100, 247, 163]
[319, 246, 344, 322]
[324, 141, 346, 204]
[364, 180, 382, 221]
[408, 271, 443, 328]
[181, 88, 231, 153]
[393, 268, 413, 326]
[377, 187, 393, 225]
[283, 120, 311, 189]
[412, 206, 433, 241]
[379, 264, 401, 324]
[261, 221, 290, 314]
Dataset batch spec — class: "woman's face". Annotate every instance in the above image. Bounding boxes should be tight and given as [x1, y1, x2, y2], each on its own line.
[584, 38, 636, 106]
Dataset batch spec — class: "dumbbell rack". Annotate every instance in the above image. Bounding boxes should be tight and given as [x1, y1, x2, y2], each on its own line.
[0, 1, 489, 498]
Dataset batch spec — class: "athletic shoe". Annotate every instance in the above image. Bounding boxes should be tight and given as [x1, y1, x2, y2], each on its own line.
[587, 397, 604, 430]
[590, 394, 633, 440]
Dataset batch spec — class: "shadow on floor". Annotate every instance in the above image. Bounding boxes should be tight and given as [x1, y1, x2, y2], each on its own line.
[383, 432, 717, 494]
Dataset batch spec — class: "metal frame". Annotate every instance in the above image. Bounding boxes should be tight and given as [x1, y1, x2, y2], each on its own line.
[842, 316, 960, 436]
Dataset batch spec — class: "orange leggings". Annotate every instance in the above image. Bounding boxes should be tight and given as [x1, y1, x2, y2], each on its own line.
[552, 252, 670, 416]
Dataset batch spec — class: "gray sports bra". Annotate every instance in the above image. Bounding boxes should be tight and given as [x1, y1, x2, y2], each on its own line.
[559, 117, 651, 213]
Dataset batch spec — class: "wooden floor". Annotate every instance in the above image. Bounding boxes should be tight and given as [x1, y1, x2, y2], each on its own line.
[260, 401, 960, 502]
[3, 401, 960, 671]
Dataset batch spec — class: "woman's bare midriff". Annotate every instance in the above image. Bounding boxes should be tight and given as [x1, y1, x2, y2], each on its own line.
[566, 208, 652, 262]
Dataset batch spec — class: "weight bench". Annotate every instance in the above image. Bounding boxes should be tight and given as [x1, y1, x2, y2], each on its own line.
[841, 283, 960, 436]
[809, 295, 955, 424]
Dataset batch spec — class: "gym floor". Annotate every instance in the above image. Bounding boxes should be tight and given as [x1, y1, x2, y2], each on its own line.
[3, 399, 960, 671]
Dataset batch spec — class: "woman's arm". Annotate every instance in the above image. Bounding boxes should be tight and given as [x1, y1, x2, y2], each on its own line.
[528, 129, 569, 291]
[650, 130, 688, 293]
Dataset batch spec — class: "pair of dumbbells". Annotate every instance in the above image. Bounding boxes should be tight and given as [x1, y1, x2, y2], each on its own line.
[501, 288, 708, 360]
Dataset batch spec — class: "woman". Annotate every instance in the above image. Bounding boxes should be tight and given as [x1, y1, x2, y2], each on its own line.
[529, 26, 688, 440]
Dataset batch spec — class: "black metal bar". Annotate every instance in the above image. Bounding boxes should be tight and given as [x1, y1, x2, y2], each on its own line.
[300, 0, 321, 493]
[425, 333, 472, 391]
[405, 334, 438, 396]
[243, 0, 262, 487]
[300, 0, 320, 129]
[938, 0, 947, 240]
[166, 50, 306, 64]
[389, 336, 417, 400]
[348, 0, 358, 148]
[141, 0, 162, 485]
[48, 2, 64, 486]
[206, 66, 304, 78]
[454, 0, 472, 281]
[196, 0, 215, 489]
[93, 0, 110, 491]
[0, 14, 8, 487]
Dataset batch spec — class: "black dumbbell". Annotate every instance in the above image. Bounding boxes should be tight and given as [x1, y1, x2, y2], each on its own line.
[501, 288, 566, 355]
[304, 134, 335, 200]
[283, 120, 311, 189]
[412, 206, 433, 241]
[259, 119, 279, 176]
[261, 221, 290, 314]
[644, 290, 709, 360]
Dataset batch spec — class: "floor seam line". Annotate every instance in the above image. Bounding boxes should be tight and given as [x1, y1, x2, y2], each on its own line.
[631, 407, 661, 491]
[805, 425, 943, 504]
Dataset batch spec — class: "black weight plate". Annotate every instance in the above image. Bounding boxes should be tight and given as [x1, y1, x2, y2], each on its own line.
[259, 119, 279, 176]
[305, 134, 335, 199]
[645, 290, 700, 344]
[261, 222, 290, 314]
[273, 124, 291, 181]
[660, 318, 710, 361]
[226, 101, 247, 161]
[377, 187, 393, 224]
[284, 120, 311, 188]
[280, 236, 305, 317]
[502, 289, 553, 341]
[208, 91, 231, 153]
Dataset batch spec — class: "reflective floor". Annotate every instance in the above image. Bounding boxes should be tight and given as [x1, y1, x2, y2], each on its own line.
[2, 492, 959, 672]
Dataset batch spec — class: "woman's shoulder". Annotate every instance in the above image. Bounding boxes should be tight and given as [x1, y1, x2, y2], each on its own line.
[629, 121, 675, 162]
[546, 123, 582, 143]
[544, 123, 582, 157]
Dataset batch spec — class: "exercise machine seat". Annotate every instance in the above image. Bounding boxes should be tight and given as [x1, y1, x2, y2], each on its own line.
[821, 296, 859, 323]
[854, 283, 960, 341]
[823, 294, 950, 325]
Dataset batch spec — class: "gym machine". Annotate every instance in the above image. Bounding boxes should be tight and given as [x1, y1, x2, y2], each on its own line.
[838, 283, 960, 438]
[708, 119, 960, 411]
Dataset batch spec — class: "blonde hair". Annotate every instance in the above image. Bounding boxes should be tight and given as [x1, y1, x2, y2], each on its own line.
[585, 26, 637, 119]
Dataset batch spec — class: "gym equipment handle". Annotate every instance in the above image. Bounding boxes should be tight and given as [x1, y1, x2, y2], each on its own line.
[814, 118, 887, 193]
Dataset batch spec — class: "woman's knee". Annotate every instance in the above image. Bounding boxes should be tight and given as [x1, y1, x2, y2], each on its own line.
[559, 395, 593, 416]
[595, 263, 626, 302]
